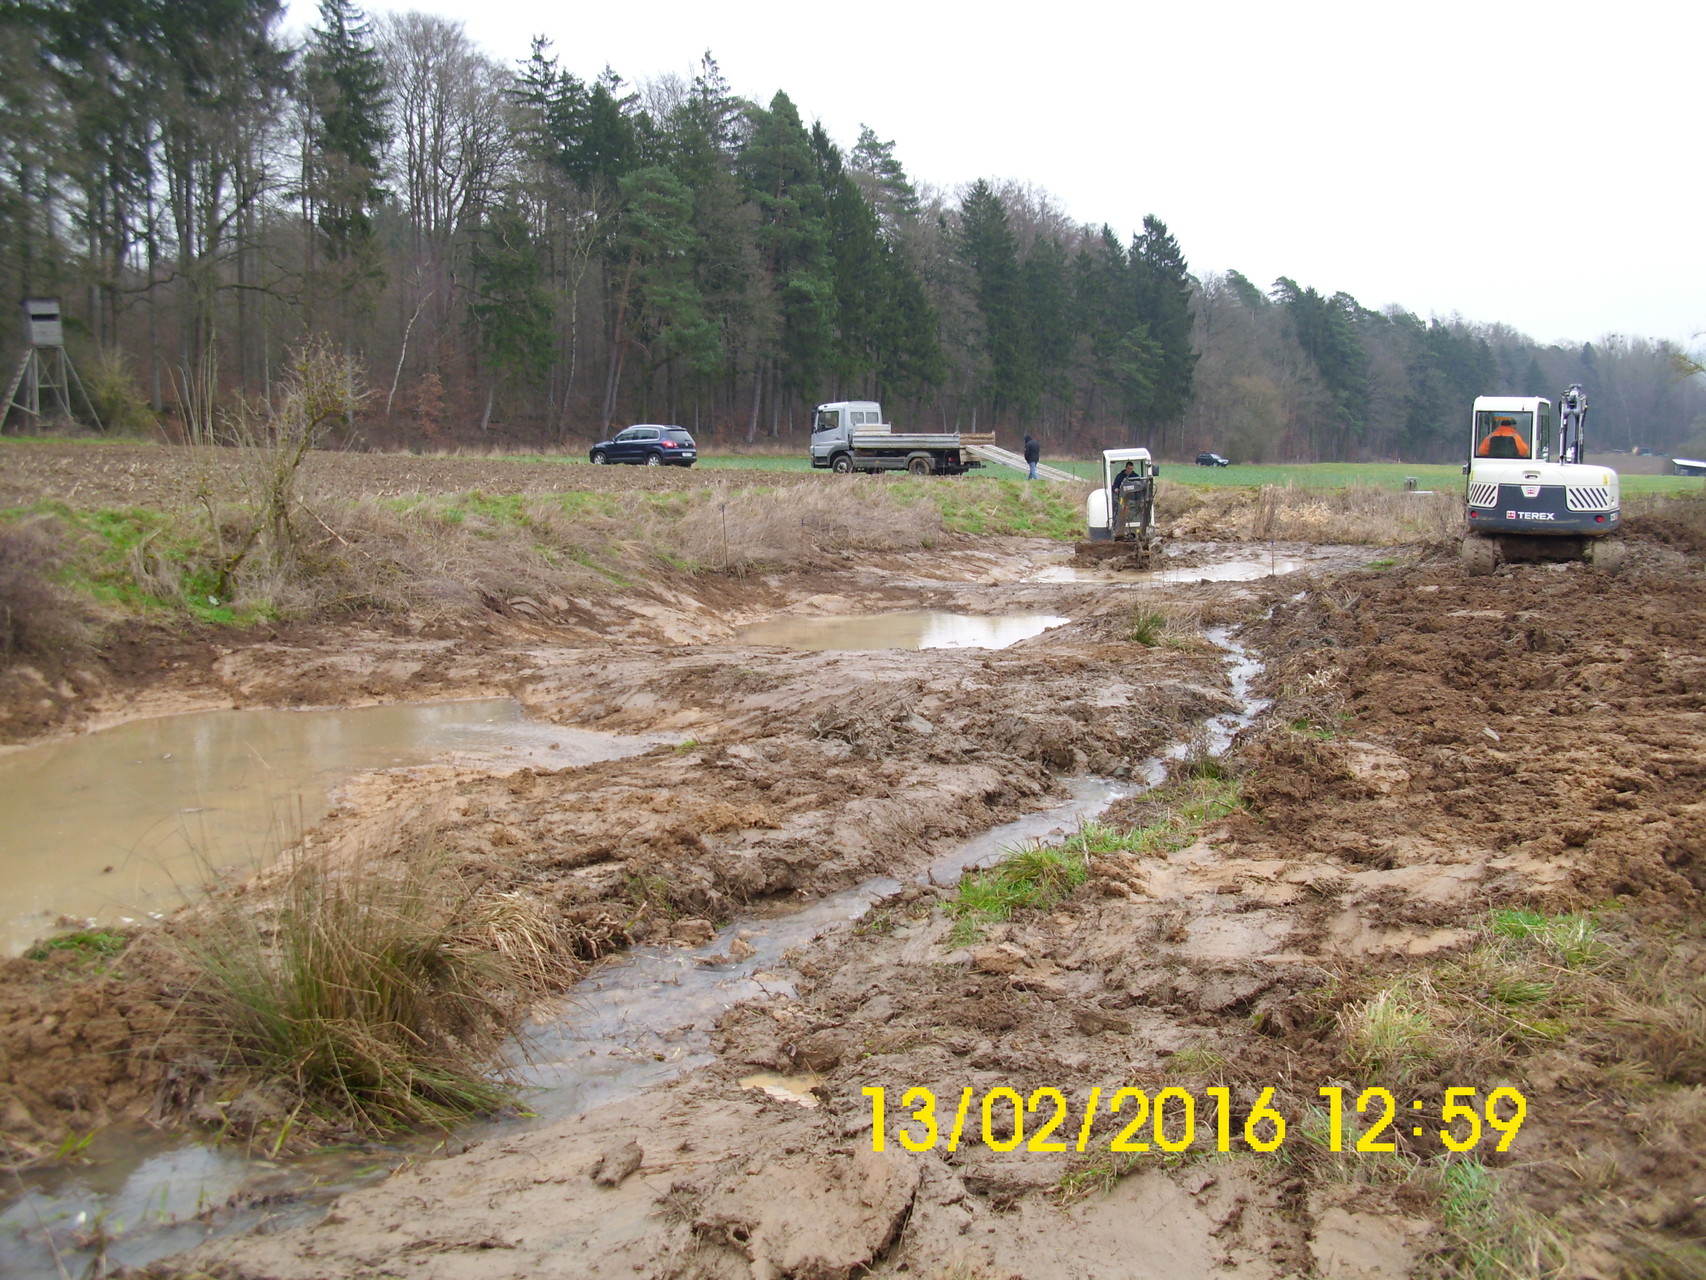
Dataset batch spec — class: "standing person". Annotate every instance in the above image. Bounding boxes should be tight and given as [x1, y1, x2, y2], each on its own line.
[1023, 433, 1040, 481]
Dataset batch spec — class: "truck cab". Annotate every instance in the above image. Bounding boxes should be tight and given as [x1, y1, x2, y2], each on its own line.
[809, 401, 886, 470]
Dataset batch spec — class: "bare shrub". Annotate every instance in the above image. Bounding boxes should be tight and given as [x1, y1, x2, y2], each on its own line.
[0, 518, 86, 659]
[81, 346, 156, 435]
[190, 341, 367, 603]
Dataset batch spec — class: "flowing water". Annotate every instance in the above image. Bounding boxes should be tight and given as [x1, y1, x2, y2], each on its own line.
[0, 701, 667, 958]
[731, 610, 1070, 651]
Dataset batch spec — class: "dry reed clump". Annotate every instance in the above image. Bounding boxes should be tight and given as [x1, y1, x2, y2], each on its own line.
[163, 846, 577, 1135]
[280, 495, 607, 619]
[251, 480, 946, 618]
[0, 516, 88, 659]
[672, 482, 942, 569]
[1160, 483, 1460, 545]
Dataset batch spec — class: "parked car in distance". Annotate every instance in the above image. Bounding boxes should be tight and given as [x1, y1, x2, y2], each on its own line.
[1195, 452, 1230, 467]
[589, 425, 697, 467]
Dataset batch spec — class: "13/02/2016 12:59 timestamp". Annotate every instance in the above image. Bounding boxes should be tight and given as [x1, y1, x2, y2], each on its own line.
[862, 1085, 1527, 1155]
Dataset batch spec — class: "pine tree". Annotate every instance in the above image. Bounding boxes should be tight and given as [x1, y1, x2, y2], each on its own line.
[1130, 215, 1197, 445]
[849, 125, 919, 230]
[1273, 278, 1369, 457]
[957, 180, 1036, 424]
[470, 203, 554, 425]
[511, 36, 586, 175]
[305, 0, 389, 280]
[1022, 237, 1073, 423]
[742, 92, 833, 410]
[615, 164, 717, 386]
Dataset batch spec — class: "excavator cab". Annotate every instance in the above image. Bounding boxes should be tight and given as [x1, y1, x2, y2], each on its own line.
[1474, 412, 1534, 459]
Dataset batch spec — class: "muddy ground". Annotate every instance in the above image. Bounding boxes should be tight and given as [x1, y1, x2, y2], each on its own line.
[2, 471, 1704, 1277]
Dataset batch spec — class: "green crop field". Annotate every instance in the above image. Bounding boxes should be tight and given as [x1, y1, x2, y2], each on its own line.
[686, 454, 1706, 496]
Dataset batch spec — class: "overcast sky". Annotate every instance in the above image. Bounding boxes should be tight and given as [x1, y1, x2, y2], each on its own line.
[289, 0, 1703, 351]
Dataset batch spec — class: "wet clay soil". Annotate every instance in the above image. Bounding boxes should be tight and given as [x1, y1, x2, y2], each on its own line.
[0, 542, 1273, 1164]
[7, 527, 1706, 1278]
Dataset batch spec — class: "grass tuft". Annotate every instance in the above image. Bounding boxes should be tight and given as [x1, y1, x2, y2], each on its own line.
[25, 928, 129, 965]
[1430, 1158, 1570, 1279]
[948, 842, 1090, 946]
[1128, 606, 1168, 646]
[1490, 907, 1604, 968]
[1339, 981, 1440, 1081]
[166, 847, 574, 1135]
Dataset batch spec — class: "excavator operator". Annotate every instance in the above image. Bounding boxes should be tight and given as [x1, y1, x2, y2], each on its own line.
[1477, 417, 1531, 459]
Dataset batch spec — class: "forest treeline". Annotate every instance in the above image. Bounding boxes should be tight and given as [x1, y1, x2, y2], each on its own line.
[3, 0, 1702, 459]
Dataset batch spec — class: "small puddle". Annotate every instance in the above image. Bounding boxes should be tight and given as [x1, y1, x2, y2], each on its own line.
[0, 701, 664, 957]
[732, 610, 1069, 651]
[1030, 558, 1307, 585]
[739, 1073, 823, 1107]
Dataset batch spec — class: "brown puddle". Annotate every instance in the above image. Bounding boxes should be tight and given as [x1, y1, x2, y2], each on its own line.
[0, 701, 664, 956]
[731, 610, 1069, 651]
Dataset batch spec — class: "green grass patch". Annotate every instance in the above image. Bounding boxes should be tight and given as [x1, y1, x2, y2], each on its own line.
[5, 502, 274, 625]
[1489, 907, 1604, 968]
[1433, 1158, 1570, 1279]
[892, 475, 1083, 540]
[459, 491, 533, 527]
[949, 843, 1089, 946]
[26, 928, 129, 963]
[948, 781, 1241, 946]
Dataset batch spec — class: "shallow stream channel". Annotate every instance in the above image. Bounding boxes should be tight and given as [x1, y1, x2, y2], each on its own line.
[1, 617, 1274, 1277]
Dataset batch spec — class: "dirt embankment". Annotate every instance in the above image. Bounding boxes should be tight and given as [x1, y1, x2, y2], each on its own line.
[166, 532, 1706, 1280]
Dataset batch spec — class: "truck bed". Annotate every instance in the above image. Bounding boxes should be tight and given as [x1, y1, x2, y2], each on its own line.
[848, 430, 995, 449]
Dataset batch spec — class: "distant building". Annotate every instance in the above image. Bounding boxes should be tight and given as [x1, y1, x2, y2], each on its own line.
[1673, 458, 1706, 477]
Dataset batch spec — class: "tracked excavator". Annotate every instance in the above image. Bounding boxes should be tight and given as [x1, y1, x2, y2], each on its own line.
[1460, 385, 1624, 574]
[1076, 448, 1162, 568]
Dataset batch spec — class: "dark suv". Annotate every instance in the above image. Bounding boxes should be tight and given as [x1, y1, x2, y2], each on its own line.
[589, 425, 698, 467]
[1195, 452, 1230, 467]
